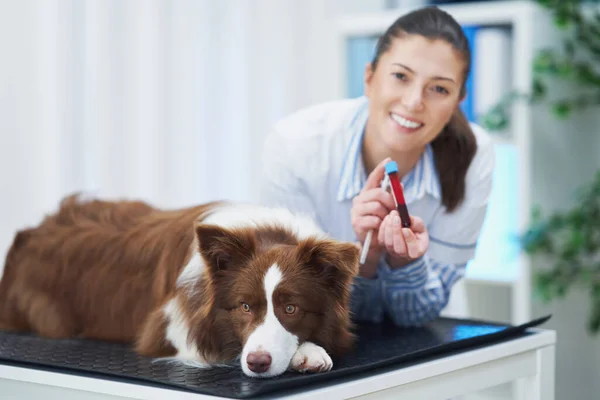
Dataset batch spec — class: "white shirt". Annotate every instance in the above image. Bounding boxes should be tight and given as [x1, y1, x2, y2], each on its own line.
[259, 96, 495, 325]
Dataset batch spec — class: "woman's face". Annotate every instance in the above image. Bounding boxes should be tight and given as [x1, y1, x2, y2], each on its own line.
[364, 34, 466, 154]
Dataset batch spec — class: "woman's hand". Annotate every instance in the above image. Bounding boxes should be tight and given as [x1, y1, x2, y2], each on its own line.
[351, 157, 396, 278]
[377, 211, 429, 268]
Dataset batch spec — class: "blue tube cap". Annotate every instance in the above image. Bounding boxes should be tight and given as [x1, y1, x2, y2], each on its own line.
[385, 160, 398, 175]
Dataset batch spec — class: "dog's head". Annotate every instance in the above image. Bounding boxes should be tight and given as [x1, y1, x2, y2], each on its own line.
[191, 223, 359, 378]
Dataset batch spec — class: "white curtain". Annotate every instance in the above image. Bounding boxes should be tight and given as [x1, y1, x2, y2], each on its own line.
[32, 0, 337, 207]
[0, 0, 386, 266]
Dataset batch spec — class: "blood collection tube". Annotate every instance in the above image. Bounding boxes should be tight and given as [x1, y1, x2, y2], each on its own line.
[385, 161, 411, 228]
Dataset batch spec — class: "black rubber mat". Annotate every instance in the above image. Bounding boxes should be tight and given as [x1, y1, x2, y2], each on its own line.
[0, 315, 550, 399]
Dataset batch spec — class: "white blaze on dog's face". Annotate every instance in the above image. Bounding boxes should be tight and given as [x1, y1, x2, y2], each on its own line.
[193, 222, 360, 378]
[240, 265, 298, 377]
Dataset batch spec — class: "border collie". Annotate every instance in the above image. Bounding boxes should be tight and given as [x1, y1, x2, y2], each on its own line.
[0, 194, 360, 378]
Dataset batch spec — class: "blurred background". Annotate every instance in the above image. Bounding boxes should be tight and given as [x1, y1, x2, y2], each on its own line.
[1, 0, 599, 399]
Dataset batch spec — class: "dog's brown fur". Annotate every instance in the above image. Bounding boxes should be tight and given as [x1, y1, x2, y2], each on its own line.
[0, 195, 215, 342]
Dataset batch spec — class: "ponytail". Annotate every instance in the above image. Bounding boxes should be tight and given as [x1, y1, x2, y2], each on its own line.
[430, 109, 477, 212]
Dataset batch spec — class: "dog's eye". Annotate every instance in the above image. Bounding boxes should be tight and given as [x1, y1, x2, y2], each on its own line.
[241, 303, 251, 312]
[284, 304, 296, 314]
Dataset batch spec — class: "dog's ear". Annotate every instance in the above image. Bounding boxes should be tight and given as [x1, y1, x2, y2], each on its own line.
[195, 224, 256, 274]
[296, 238, 360, 286]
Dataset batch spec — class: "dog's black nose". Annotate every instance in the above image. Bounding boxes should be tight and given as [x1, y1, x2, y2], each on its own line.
[247, 351, 272, 373]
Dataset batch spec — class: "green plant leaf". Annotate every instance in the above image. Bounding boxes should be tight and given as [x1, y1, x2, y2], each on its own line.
[480, 108, 508, 132]
[536, 0, 552, 7]
[579, 269, 593, 284]
[533, 50, 556, 74]
[589, 313, 600, 335]
[589, 290, 600, 334]
[557, 61, 573, 78]
[553, 4, 574, 30]
[565, 39, 575, 57]
[552, 101, 572, 118]
[533, 273, 554, 303]
[532, 77, 547, 99]
[556, 283, 568, 298]
[531, 205, 543, 222]
[575, 63, 600, 85]
[570, 229, 585, 249]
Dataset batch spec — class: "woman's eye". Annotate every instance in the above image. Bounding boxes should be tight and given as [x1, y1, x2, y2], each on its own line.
[392, 72, 408, 81]
[432, 85, 449, 94]
[284, 304, 296, 314]
[241, 303, 251, 312]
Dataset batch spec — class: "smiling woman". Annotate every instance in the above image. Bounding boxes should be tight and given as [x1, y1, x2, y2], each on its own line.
[259, 6, 495, 327]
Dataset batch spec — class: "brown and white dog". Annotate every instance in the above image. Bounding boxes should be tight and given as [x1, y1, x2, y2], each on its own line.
[0, 194, 360, 378]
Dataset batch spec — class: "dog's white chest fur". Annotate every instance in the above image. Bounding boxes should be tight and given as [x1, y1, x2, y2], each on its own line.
[162, 297, 204, 363]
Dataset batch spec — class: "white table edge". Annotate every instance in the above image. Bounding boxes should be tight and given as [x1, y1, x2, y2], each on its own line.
[0, 329, 556, 400]
[275, 329, 556, 399]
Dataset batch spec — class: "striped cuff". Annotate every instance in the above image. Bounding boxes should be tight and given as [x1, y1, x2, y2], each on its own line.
[350, 276, 383, 323]
[352, 275, 379, 290]
[378, 256, 429, 290]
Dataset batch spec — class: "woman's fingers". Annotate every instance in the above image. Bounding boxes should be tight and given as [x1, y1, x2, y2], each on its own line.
[390, 214, 408, 256]
[352, 200, 390, 221]
[402, 228, 421, 258]
[375, 211, 430, 268]
[354, 215, 382, 232]
[354, 189, 395, 212]
[378, 214, 407, 257]
[408, 215, 426, 233]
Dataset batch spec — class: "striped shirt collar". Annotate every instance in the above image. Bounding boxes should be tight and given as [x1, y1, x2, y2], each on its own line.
[336, 97, 441, 203]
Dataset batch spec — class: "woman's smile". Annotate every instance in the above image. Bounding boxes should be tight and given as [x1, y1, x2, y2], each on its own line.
[390, 112, 424, 134]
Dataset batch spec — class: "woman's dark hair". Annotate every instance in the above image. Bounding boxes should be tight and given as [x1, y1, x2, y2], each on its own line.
[371, 6, 477, 212]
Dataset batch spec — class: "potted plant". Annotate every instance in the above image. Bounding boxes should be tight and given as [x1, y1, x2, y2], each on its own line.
[482, 0, 600, 335]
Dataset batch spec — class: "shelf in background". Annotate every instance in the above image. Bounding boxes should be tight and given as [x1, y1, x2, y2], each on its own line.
[335, 0, 537, 37]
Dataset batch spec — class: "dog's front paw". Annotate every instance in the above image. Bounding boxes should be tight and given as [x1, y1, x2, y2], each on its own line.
[290, 341, 332, 373]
